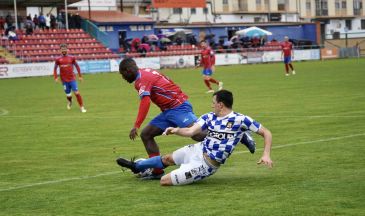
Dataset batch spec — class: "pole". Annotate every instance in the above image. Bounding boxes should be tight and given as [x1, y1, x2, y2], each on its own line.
[88, 0, 91, 20]
[65, 0, 69, 30]
[14, 0, 18, 30]
[345, 33, 348, 48]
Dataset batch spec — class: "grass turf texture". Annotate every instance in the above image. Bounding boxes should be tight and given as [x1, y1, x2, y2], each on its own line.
[0, 59, 364, 216]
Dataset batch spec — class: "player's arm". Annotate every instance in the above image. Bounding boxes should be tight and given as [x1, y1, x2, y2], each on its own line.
[256, 125, 273, 168]
[73, 58, 82, 81]
[53, 60, 59, 82]
[129, 95, 151, 140]
[164, 123, 202, 137]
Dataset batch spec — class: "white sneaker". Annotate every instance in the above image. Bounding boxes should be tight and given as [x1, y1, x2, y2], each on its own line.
[292, 70, 296, 75]
[206, 89, 215, 93]
[285, 73, 289, 76]
[67, 101, 72, 110]
[218, 82, 224, 90]
[80, 107, 87, 113]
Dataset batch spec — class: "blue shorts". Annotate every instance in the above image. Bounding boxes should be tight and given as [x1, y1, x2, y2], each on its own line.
[63, 80, 78, 94]
[284, 56, 292, 64]
[202, 68, 213, 76]
[150, 101, 198, 131]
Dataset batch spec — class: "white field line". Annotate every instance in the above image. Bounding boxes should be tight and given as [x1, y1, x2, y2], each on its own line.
[1, 133, 364, 192]
[0, 108, 9, 116]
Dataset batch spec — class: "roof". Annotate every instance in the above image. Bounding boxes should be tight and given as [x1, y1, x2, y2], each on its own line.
[0, 0, 81, 7]
[73, 10, 154, 24]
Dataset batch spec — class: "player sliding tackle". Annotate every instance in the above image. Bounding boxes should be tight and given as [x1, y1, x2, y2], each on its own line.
[116, 90, 273, 186]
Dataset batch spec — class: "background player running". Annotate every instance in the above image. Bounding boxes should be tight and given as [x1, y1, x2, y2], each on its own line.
[281, 36, 296, 76]
[53, 44, 86, 113]
[199, 40, 223, 93]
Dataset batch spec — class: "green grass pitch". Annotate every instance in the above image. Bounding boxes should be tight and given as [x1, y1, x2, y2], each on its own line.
[0, 59, 364, 216]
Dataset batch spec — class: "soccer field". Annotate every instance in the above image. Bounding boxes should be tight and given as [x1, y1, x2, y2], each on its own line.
[0, 59, 364, 216]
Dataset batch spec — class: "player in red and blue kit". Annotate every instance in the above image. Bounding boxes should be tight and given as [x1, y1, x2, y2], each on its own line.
[54, 44, 86, 113]
[199, 40, 223, 93]
[118, 58, 206, 179]
[281, 36, 296, 76]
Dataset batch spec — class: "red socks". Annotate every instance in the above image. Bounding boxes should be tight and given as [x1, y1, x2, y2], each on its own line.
[204, 80, 212, 89]
[66, 96, 72, 103]
[289, 63, 294, 70]
[149, 152, 164, 174]
[209, 77, 219, 84]
[75, 94, 83, 107]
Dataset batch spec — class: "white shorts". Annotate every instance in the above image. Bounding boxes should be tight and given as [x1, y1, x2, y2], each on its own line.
[170, 143, 219, 186]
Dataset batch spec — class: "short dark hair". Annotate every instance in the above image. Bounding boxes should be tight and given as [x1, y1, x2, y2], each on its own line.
[200, 40, 206, 44]
[213, 90, 233, 109]
[119, 58, 138, 74]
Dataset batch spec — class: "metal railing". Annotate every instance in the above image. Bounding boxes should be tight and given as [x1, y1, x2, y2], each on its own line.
[81, 19, 110, 48]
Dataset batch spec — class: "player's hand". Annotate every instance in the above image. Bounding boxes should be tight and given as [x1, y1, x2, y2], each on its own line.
[129, 127, 139, 140]
[163, 127, 178, 135]
[257, 154, 273, 168]
[54, 77, 59, 83]
[78, 76, 83, 82]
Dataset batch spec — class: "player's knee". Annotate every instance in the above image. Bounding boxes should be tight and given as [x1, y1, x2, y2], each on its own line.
[74, 91, 80, 95]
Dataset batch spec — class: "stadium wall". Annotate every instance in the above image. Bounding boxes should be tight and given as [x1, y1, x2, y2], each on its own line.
[0, 49, 321, 79]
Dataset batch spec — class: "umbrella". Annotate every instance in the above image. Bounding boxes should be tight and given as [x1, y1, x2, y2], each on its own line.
[235, 27, 272, 37]
[160, 38, 171, 43]
[229, 35, 238, 42]
[148, 34, 158, 41]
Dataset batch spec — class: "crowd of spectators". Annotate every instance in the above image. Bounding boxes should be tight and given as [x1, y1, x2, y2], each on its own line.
[0, 12, 82, 41]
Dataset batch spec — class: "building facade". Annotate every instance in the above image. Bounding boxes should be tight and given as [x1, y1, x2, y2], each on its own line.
[130, 0, 365, 39]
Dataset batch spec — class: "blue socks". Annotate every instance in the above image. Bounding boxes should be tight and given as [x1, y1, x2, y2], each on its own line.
[136, 156, 164, 170]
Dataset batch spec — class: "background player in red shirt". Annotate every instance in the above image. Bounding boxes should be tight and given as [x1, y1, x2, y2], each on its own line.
[281, 36, 296, 76]
[199, 40, 223, 93]
[119, 58, 206, 179]
[54, 44, 86, 113]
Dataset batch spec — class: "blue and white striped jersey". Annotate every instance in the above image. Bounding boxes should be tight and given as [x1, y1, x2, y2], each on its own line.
[196, 111, 261, 164]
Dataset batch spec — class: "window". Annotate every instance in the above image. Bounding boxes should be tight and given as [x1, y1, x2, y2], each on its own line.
[191, 8, 196, 14]
[315, 0, 328, 16]
[306, 0, 311, 10]
[361, 19, 365, 29]
[335, 0, 341, 9]
[173, 8, 182, 14]
[145, 25, 152, 30]
[107, 26, 114, 32]
[203, 7, 208, 14]
[345, 20, 352, 30]
[342, 1, 347, 8]
[223, 0, 228, 4]
[138, 25, 145, 31]
[130, 25, 137, 31]
[354, 0, 362, 15]
[278, 0, 286, 11]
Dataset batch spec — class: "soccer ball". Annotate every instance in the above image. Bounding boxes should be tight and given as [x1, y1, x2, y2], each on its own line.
[134, 158, 153, 178]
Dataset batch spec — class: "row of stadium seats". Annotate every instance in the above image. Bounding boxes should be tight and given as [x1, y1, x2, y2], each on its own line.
[8, 44, 106, 51]
[16, 48, 113, 57]
[23, 53, 120, 63]
[1, 29, 118, 62]
[0, 28, 83, 35]
[20, 33, 90, 40]
[7, 38, 97, 45]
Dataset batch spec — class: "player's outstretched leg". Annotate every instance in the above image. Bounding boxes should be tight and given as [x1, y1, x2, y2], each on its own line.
[116, 157, 140, 174]
[140, 125, 165, 179]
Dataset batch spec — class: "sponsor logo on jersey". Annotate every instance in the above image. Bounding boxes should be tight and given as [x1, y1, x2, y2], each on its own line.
[207, 129, 235, 140]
